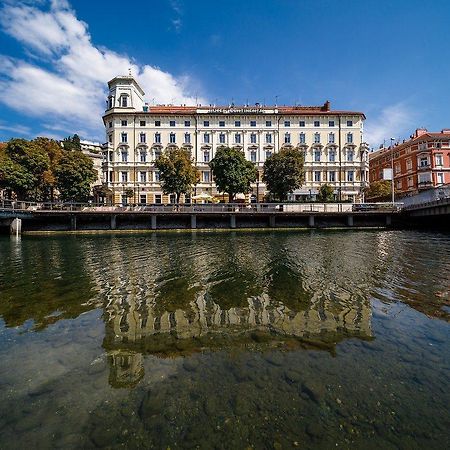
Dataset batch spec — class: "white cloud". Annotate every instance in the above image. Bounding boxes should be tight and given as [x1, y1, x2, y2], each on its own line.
[0, 0, 205, 140]
[365, 103, 415, 149]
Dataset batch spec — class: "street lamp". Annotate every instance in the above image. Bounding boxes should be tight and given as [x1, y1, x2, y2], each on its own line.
[390, 137, 395, 206]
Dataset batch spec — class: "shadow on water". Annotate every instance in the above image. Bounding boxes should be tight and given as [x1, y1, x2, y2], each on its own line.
[0, 230, 449, 449]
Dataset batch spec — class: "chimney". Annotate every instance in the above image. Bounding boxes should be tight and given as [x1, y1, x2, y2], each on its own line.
[415, 128, 428, 138]
[441, 129, 450, 134]
[322, 100, 331, 111]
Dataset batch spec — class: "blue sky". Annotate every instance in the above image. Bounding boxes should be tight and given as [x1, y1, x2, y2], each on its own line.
[0, 0, 449, 147]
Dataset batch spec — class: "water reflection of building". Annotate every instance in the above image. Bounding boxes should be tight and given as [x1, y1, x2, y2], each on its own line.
[103, 291, 372, 387]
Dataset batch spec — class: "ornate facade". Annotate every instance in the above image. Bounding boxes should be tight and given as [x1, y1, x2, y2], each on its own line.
[102, 75, 369, 204]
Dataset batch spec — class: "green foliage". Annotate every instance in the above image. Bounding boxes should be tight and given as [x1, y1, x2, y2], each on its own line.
[209, 147, 257, 202]
[317, 183, 335, 202]
[262, 148, 305, 201]
[364, 180, 392, 200]
[54, 151, 97, 202]
[0, 139, 50, 200]
[155, 148, 200, 202]
[62, 134, 81, 151]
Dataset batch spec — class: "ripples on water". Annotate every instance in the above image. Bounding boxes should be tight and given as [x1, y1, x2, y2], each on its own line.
[0, 230, 449, 449]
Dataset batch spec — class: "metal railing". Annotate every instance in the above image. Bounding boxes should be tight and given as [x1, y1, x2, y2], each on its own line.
[0, 200, 403, 214]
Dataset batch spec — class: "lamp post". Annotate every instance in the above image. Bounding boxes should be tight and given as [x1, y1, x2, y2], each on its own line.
[390, 137, 395, 206]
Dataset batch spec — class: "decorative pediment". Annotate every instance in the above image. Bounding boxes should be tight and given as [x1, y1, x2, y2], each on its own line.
[232, 144, 243, 150]
[263, 144, 274, 150]
[247, 144, 258, 150]
[311, 143, 324, 149]
[151, 143, 163, 150]
[326, 143, 338, 149]
[117, 143, 129, 150]
[136, 143, 148, 150]
[200, 144, 212, 150]
[166, 144, 179, 150]
[297, 143, 309, 150]
[281, 143, 294, 149]
[345, 143, 357, 149]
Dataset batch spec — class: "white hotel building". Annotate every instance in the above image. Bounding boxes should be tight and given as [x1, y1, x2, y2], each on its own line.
[102, 75, 369, 204]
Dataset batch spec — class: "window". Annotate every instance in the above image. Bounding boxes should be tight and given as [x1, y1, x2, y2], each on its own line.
[266, 120, 272, 127]
[299, 121, 305, 127]
[108, 98, 113, 109]
[266, 133, 272, 144]
[407, 176, 413, 187]
[418, 142, 427, 151]
[406, 159, 412, 170]
[109, 152, 113, 162]
[219, 120, 225, 127]
[299, 133, 306, 144]
[347, 133, 353, 144]
[347, 170, 354, 182]
[329, 171, 336, 182]
[155, 120, 161, 127]
[419, 156, 429, 167]
[435, 154, 443, 166]
[284, 133, 290, 144]
[314, 132, 320, 143]
[395, 163, 400, 173]
[140, 120, 146, 126]
[204, 133, 210, 144]
[140, 194, 147, 205]
[109, 171, 113, 182]
[219, 133, 226, 144]
[347, 120, 353, 127]
[266, 151, 272, 159]
[121, 120, 127, 126]
[155, 133, 161, 143]
[284, 120, 290, 127]
[154, 171, 160, 182]
[121, 150, 128, 162]
[250, 120, 256, 127]
[169, 133, 176, 143]
[250, 133, 257, 144]
[121, 132, 127, 143]
[108, 134, 112, 143]
[396, 179, 402, 189]
[347, 150, 354, 162]
[235, 133, 241, 144]
[140, 151, 146, 162]
[121, 97, 128, 107]
[314, 171, 321, 182]
[437, 172, 444, 184]
[328, 120, 335, 127]
[140, 133, 146, 144]
[170, 120, 176, 127]
[121, 171, 128, 182]
[203, 171, 210, 182]
[314, 120, 320, 127]
[328, 133, 335, 144]
[155, 194, 162, 204]
[250, 151, 257, 162]
[184, 133, 191, 144]
[203, 120, 209, 127]
[204, 151, 210, 163]
[185, 120, 191, 127]
[329, 150, 336, 162]
[140, 171, 147, 183]
[314, 150, 321, 162]
[109, 121, 113, 128]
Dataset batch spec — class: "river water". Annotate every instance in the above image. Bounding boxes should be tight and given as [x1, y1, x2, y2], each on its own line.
[0, 230, 449, 449]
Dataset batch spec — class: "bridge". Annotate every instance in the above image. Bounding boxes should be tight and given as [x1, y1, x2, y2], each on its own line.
[1, 200, 406, 234]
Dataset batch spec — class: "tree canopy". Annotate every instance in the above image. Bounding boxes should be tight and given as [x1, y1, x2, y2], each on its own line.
[317, 183, 335, 202]
[155, 148, 200, 202]
[0, 135, 96, 202]
[54, 150, 97, 202]
[209, 147, 257, 202]
[364, 180, 392, 201]
[262, 148, 305, 201]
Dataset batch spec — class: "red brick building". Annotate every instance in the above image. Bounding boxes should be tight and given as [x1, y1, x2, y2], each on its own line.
[369, 129, 450, 197]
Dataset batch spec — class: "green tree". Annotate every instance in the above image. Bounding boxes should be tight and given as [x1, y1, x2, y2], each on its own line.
[364, 180, 391, 201]
[155, 148, 200, 202]
[0, 139, 50, 200]
[317, 183, 335, 202]
[262, 148, 305, 201]
[54, 151, 97, 202]
[209, 147, 257, 202]
[33, 137, 63, 202]
[62, 134, 81, 151]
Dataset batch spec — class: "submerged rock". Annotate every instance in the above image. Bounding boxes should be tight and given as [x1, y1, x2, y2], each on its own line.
[302, 381, 326, 404]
